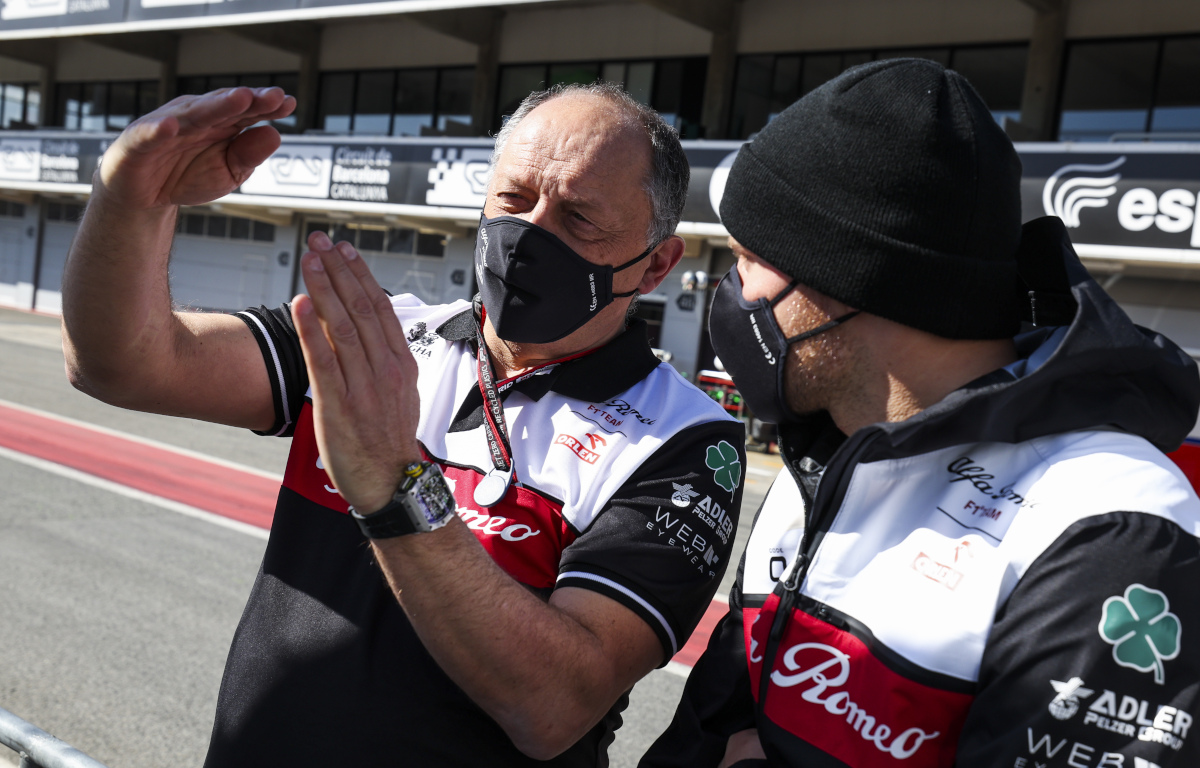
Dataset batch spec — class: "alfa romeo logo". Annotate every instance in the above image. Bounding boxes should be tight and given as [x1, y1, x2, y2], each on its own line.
[1099, 584, 1181, 685]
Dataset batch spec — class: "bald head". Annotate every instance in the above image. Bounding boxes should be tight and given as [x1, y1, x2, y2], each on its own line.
[491, 82, 689, 247]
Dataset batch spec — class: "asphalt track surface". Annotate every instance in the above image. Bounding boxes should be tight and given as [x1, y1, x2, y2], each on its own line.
[0, 306, 779, 768]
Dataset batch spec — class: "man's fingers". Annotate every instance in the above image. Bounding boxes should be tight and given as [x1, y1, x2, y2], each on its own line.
[335, 236, 412, 357]
[301, 246, 378, 385]
[226, 125, 282, 184]
[307, 232, 400, 374]
[173, 88, 258, 133]
[291, 292, 346, 401]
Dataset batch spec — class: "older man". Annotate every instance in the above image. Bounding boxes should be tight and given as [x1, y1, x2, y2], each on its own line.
[642, 59, 1200, 768]
[62, 83, 744, 766]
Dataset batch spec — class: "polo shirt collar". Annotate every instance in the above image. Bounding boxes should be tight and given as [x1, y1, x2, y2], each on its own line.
[435, 306, 661, 403]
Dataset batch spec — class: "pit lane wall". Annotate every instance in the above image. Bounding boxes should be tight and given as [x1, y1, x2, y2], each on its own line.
[0, 134, 1199, 436]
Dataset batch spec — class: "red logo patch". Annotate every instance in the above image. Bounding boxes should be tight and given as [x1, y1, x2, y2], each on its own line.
[283, 404, 576, 589]
[746, 595, 973, 767]
[554, 433, 601, 464]
[912, 552, 964, 591]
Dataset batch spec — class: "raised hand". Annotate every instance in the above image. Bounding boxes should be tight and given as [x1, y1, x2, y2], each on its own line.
[96, 87, 295, 210]
[292, 231, 424, 514]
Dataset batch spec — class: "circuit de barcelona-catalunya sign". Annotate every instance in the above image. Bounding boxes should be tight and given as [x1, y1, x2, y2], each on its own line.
[1, 130, 1199, 264]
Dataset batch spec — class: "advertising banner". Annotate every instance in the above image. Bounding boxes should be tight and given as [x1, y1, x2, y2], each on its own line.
[0, 0, 125, 32]
[0, 0, 569, 33]
[1020, 147, 1200, 260]
[1, 129, 1199, 267]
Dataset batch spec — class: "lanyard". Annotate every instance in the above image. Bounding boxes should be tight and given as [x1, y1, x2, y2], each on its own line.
[471, 314, 596, 507]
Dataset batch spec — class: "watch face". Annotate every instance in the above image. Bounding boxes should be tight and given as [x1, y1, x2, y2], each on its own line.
[417, 475, 456, 525]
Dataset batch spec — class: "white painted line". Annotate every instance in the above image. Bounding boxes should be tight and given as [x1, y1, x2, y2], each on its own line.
[0, 397, 283, 481]
[0, 444, 270, 541]
[747, 467, 777, 477]
[663, 661, 693, 679]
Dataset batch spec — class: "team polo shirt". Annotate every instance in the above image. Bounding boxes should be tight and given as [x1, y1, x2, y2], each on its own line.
[208, 295, 745, 768]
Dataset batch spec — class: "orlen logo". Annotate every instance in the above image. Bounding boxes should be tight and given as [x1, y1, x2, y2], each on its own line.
[771, 642, 942, 759]
[1042, 157, 1124, 228]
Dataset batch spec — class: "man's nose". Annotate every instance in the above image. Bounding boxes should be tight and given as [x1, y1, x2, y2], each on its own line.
[524, 200, 568, 241]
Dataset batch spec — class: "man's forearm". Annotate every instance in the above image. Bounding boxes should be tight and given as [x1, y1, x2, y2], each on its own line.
[62, 187, 181, 402]
[370, 518, 661, 760]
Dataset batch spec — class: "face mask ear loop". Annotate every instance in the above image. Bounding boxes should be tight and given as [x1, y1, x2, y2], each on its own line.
[611, 241, 660, 298]
[782, 310, 861, 346]
[768, 280, 802, 309]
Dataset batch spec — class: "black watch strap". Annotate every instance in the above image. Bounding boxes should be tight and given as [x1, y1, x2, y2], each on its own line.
[350, 461, 457, 538]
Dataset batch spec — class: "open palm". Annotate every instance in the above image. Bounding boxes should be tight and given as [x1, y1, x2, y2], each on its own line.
[97, 87, 296, 209]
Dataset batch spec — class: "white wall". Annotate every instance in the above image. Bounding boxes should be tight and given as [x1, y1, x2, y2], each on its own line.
[169, 221, 298, 311]
[34, 218, 76, 314]
[0, 207, 37, 311]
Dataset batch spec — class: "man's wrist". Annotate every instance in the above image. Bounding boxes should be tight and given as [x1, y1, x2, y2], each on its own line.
[350, 461, 457, 538]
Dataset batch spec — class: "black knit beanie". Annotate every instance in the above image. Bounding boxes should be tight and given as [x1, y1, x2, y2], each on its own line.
[720, 58, 1023, 339]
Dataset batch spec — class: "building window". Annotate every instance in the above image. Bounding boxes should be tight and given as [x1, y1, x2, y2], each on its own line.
[0, 83, 39, 128]
[730, 45, 1026, 140]
[494, 57, 707, 138]
[55, 80, 158, 131]
[1153, 37, 1200, 133]
[0, 200, 26, 218]
[177, 73, 299, 132]
[1058, 34, 1200, 141]
[1058, 40, 1158, 141]
[315, 67, 475, 137]
[176, 210, 276, 242]
[306, 220, 445, 257]
[45, 201, 82, 222]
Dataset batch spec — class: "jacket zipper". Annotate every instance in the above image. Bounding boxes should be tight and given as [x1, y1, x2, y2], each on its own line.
[755, 427, 880, 714]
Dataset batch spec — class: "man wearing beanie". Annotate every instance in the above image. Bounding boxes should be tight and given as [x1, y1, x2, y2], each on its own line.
[641, 58, 1200, 768]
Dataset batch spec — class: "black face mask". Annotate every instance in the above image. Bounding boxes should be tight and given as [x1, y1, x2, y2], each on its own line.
[475, 214, 653, 344]
[708, 266, 859, 425]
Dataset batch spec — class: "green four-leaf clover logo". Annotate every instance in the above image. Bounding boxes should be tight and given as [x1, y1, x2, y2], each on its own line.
[705, 440, 742, 494]
[1099, 584, 1181, 685]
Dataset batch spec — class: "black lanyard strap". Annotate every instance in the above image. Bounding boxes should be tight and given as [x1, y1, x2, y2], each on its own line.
[470, 316, 601, 507]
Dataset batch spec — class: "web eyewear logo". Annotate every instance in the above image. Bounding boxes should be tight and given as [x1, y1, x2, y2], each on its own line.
[1042, 157, 1125, 228]
[1099, 584, 1180, 685]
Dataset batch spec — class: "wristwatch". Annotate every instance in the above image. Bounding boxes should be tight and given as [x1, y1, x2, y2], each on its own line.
[350, 461, 458, 538]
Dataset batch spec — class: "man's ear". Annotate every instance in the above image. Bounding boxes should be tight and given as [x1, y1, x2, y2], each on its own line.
[637, 235, 686, 294]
